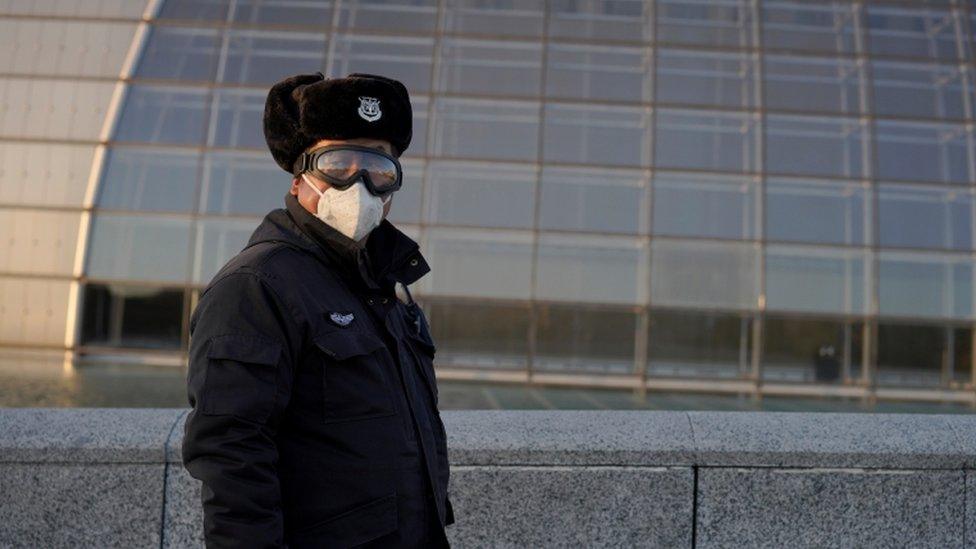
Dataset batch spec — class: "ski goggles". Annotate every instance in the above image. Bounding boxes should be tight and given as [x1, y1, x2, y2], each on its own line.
[293, 144, 403, 197]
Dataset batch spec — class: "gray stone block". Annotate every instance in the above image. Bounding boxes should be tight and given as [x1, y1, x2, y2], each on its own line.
[439, 410, 696, 466]
[444, 465, 693, 548]
[966, 470, 975, 549]
[162, 463, 204, 549]
[689, 411, 968, 468]
[0, 407, 187, 463]
[696, 467, 965, 549]
[944, 414, 976, 469]
[0, 463, 164, 548]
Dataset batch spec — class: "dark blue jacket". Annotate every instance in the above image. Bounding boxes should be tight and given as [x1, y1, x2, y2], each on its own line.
[182, 191, 453, 548]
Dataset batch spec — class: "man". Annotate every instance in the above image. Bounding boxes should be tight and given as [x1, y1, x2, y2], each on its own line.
[182, 72, 453, 548]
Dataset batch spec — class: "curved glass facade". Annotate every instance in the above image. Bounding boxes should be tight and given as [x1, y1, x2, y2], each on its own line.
[2, 0, 976, 402]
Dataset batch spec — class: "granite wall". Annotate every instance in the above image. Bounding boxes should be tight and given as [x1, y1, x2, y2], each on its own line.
[1, 409, 974, 548]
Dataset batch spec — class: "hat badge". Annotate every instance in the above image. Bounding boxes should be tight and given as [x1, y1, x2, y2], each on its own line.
[357, 96, 382, 122]
[329, 311, 355, 327]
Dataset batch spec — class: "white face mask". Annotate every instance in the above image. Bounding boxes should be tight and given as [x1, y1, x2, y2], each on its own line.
[302, 173, 391, 243]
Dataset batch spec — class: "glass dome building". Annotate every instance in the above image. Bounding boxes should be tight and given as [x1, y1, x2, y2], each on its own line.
[2, 0, 976, 404]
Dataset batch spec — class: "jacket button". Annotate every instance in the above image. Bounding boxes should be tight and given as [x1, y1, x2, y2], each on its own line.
[409, 258, 419, 266]
[367, 298, 374, 305]
[381, 297, 388, 304]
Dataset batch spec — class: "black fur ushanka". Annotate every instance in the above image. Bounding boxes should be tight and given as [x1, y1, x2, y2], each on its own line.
[263, 71, 413, 175]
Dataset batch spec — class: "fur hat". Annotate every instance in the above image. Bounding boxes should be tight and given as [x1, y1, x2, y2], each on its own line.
[263, 71, 412, 175]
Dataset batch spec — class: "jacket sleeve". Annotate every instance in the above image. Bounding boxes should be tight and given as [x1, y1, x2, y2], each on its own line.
[181, 269, 300, 549]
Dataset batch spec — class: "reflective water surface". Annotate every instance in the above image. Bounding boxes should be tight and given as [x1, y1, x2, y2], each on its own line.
[0, 350, 973, 414]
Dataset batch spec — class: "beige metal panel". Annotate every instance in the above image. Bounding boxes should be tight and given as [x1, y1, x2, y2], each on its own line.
[0, 276, 70, 346]
[0, 143, 95, 207]
[0, 20, 138, 78]
[0, 0, 149, 18]
[0, 78, 115, 140]
[0, 208, 80, 275]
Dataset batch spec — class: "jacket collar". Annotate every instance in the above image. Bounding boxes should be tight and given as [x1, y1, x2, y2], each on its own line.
[243, 191, 431, 291]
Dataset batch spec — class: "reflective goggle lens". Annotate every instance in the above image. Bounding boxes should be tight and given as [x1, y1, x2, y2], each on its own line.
[313, 149, 399, 191]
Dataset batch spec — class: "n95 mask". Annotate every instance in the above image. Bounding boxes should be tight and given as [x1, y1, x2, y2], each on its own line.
[302, 173, 391, 243]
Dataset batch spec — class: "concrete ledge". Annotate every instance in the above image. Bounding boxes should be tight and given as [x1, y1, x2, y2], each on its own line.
[0, 408, 973, 548]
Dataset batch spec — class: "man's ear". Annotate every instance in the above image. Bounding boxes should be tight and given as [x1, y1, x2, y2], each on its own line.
[289, 176, 300, 195]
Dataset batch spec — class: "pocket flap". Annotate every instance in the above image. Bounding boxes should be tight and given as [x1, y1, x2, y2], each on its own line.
[207, 333, 282, 366]
[314, 329, 385, 360]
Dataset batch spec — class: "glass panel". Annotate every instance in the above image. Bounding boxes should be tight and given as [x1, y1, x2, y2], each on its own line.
[443, 0, 545, 38]
[538, 165, 648, 234]
[0, 277, 71, 346]
[656, 48, 759, 109]
[193, 217, 260, 284]
[231, 0, 334, 25]
[0, 0, 148, 17]
[136, 26, 220, 81]
[656, 0, 758, 49]
[220, 30, 327, 86]
[428, 300, 530, 370]
[86, 213, 192, 283]
[432, 97, 540, 161]
[876, 321, 946, 387]
[329, 34, 435, 94]
[425, 227, 534, 299]
[878, 183, 973, 251]
[950, 326, 972, 386]
[548, 0, 652, 42]
[97, 147, 199, 213]
[654, 108, 760, 173]
[872, 61, 970, 120]
[113, 85, 210, 145]
[650, 238, 760, 309]
[765, 245, 870, 315]
[157, 0, 230, 21]
[765, 114, 868, 178]
[0, 143, 94, 207]
[385, 158, 424, 225]
[874, 120, 973, 184]
[437, 38, 542, 97]
[425, 161, 536, 229]
[210, 88, 266, 149]
[201, 150, 290, 215]
[543, 103, 652, 167]
[647, 308, 752, 379]
[761, 1, 859, 54]
[80, 283, 185, 350]
[0, 78, 115, 141]
[545, 42, 653, 103]
[763, 317, 862, 384]
[878, 250, 974, 319]
[765, 177, 870, 246]
[334, 0, 438, 33]
[535, 304, 636, 375]
[404, 95, 428, 159]
[867, 5, 965, 61]
[0, 20, 136, 78]
[0, 208, 79, 275]
[763, 55, 866, 115]
[535, 233, 649, 305]
[651, 171, 759, 240]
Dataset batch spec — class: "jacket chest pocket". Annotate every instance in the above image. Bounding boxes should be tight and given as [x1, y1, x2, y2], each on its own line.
[201, 333, 282, 424]
[313, 328, 398, 424]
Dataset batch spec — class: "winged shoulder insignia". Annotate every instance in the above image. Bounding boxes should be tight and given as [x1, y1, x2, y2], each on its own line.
[329, 311, 355, 327]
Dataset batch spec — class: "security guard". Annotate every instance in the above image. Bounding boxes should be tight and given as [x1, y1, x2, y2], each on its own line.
[182, 72, 453, 548]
